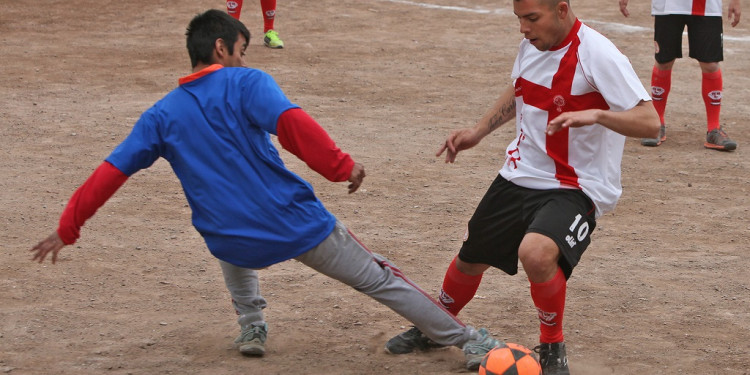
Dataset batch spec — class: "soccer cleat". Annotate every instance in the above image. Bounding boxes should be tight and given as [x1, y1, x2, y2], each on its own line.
[263, 30, 284, 49]
[463, 328, 503, 371]
[235, 323, 268, 356]
[534, 342, 570, 375]
[384, 326, 446, 354]
[641, 124, 666, 147]
[704, 128, 737, 151]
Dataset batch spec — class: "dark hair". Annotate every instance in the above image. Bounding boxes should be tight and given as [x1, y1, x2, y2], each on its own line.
[185, 9, 251, 68]
[515, 0, 570, 9]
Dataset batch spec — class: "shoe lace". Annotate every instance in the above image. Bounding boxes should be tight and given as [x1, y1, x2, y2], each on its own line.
[534, 343, 567, 368]
[708, 128, 733, 144]
[239, 324, 267, 342]
[465, 329, 499, 354]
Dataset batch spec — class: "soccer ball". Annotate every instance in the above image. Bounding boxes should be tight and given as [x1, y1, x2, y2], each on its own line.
[478, 343, 542, 375]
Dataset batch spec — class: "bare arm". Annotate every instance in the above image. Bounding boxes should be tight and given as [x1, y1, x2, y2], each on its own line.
[619, 0, 630, 17]
[436, 84, 516, 163]
[729, 0, 741, 27]
[546, 99, 660, 138]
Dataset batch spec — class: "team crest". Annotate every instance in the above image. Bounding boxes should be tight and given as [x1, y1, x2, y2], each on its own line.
[553, 95, 565, 112]
[708, 90, 722, 105]
[227, 1, 239, 10]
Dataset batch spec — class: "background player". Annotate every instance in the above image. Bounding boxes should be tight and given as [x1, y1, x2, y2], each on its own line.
[29, 9, 501, 371]
[227, 0, 284, 48]
[619, 0, 741, 150]
[384, 0, 660, 374]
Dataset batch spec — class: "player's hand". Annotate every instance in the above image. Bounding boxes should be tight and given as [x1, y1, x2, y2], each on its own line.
[436, 128, 482, 163]
[546, 109, 601, 136]
[347, 162, 365, 194]
[31, 232, 66, 264]
[619, 0, 630, 17]
[728, 0, 741, 27]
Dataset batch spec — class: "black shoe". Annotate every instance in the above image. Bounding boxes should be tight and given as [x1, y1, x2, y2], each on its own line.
[534, 342, 570, 375]
[384, 326, 446, 354]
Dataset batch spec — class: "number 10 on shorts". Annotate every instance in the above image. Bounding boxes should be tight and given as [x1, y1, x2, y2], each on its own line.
[565, 213, 589, 248]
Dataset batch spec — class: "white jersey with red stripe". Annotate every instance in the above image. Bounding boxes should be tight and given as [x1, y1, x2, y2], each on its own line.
[500, 20, 651, 218]
[651, 0, 723, 16]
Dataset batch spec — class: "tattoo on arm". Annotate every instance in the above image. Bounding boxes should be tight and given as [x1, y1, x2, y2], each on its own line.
[487, 99, 515, 131]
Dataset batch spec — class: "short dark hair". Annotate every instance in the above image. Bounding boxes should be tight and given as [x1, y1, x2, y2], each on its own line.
[515, 0, 570, 9]
[185, 9, 251, 68]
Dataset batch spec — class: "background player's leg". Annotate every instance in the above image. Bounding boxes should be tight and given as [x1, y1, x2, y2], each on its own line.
[651, 63, 673, 128]
[699, 62, 722, 132]
[226, 0, 244, 20]
[260, 0, 284, 48]
[260, 0, 276, 32]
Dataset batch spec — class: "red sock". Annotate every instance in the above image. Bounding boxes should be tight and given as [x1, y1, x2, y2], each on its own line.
[260, 0, 277, 32]
[438, 256, 483, 316]
[227, 0, 244, 20]
[702, 70, 722, 131]
[651, 65, 671, 126]
[529, 267, 566, 343]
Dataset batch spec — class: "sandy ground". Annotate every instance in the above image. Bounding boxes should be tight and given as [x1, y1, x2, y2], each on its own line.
[2, 0, 749, 374]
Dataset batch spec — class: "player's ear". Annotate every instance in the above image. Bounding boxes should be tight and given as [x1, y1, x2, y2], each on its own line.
[556, 1, 569, 19]
[214, 38, 228, 64]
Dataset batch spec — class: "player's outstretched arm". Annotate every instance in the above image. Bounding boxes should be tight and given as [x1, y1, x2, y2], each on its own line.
[30, 161, 129, 264]
[436, 84, 516, 163]
[30, 232, 66, 264]
[546, 100, 660, 138]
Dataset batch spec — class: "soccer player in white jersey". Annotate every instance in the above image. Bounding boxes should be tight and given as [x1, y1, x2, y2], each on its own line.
[384, 0, 660, 374]
[620, 0, 742, 150]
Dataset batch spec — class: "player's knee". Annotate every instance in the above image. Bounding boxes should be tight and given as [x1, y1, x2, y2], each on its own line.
[518, 243, 559, 280]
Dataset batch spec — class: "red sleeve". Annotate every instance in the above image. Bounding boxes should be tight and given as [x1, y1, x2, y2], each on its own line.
[276, 108, 355, 182]
[57, 161, 129, 245]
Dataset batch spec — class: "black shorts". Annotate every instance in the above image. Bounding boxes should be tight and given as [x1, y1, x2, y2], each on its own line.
[654, 14, 723, 63]
[458, 175, 596, 279]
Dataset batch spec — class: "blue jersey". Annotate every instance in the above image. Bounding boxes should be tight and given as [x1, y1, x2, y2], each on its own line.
[106, 66, 336, 268]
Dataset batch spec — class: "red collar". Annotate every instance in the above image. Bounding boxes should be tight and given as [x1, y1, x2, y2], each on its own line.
[549, 19, 582, 51]
[178, 64, 224, 85]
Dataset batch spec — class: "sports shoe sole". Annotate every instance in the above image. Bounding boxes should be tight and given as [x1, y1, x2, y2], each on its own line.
[704, 142, 737, 151]
[641, 125, 666, 147]
[239, 343, 265, 356]
[641, 138, 663, 147]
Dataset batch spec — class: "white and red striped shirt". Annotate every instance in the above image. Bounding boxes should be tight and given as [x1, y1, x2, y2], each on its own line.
[501, 20, 651, 218]
[651, 0, 723, 16]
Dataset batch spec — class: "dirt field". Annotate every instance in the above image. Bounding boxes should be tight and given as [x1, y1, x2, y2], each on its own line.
[2, 0, 749, 374]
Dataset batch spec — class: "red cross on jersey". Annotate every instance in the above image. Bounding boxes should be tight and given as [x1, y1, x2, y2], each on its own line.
[499, 20, 651, 218]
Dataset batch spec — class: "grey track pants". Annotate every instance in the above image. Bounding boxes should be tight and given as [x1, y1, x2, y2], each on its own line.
[220, 221, 473, 347]
[219, 259, 267, 329]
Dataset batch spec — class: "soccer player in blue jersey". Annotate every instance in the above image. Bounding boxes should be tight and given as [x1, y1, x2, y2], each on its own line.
[29, 9, 501, 370]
